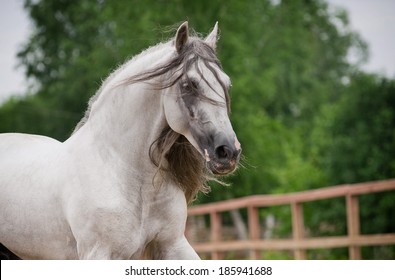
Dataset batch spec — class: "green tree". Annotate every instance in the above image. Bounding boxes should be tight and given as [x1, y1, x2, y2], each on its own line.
[1, 0, 393, 259]
[309, 72, 395, 258]
[2, 0, 368, 196]
[313, 73, 395, 184]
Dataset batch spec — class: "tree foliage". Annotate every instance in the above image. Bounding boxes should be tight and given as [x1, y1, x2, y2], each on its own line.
[1, 0, 394, 259]
[312, 73, 395, 184]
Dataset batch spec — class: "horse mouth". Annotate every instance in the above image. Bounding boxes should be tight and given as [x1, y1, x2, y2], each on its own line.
[204, 147, 241, 175]
[207, 159, 239, 175]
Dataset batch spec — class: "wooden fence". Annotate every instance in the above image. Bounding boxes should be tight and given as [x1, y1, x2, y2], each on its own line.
[186, 179, 395, 259]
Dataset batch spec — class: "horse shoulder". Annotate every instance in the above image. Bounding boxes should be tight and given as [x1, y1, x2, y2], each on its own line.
[62, 171, 145, 259]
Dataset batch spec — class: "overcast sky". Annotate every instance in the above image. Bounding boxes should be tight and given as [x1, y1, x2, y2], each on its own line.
[0, 0, 30, 102]
[1, 0, 395, 103]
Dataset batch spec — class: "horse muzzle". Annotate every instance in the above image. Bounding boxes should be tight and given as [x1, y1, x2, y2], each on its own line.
[204, 134, 241, 175]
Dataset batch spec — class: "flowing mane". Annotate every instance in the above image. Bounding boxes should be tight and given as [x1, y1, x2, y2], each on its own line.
[74, 35, 230, 203]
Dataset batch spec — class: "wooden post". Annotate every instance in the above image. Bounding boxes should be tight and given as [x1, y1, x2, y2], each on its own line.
[346, 194, 361, 259]
[210, 211, 222, 259]
[291, 202, 306, 259]
[248, 206, 261, 259]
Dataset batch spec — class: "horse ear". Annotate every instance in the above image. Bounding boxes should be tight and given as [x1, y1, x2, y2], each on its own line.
[175, 21, 189, 54]
[205, 22, 219, 51]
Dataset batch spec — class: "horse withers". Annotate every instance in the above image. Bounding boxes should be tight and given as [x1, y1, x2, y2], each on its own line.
[0, 22, 241, 259]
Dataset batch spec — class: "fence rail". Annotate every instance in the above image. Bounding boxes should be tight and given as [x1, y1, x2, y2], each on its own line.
[186, 179, 395, 259]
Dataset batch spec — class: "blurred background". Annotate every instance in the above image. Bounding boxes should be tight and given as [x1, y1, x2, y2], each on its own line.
[1, 0, 394, 259]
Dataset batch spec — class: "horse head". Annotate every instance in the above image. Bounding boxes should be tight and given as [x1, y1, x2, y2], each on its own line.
[163, 22, 241, 175]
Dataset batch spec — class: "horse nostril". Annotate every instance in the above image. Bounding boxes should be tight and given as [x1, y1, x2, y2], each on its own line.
[215, 145, 232, 161]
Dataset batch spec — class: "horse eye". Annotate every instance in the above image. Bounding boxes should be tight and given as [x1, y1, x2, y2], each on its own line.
[190, 80, 199, 90]
[182, 80, 199, 92]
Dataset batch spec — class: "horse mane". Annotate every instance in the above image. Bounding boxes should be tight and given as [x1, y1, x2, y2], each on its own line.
[149, 127, 212, 203]
[144, 37, 231, 203]
[74, 35, 230, 203]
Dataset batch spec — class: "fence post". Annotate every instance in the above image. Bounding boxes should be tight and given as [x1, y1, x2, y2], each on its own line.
[291, 202, 306, 259]
[248, 206, 261, 259]
[346, 194, 361, 259]
[210, 211, 222, 259]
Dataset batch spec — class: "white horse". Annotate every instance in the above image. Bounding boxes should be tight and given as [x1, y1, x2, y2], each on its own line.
[0, 22, 241, 259]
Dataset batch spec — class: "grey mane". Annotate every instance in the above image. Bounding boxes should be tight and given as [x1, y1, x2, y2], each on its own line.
[72, 34, 230, 202]
[73, 35, 229, 135]
[72, 53, 135, 134]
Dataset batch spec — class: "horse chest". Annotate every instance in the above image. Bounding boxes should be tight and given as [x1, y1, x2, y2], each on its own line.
[67, 179, 187, 259]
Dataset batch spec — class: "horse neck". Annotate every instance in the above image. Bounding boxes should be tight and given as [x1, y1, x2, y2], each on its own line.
[69, 45, 173, 172]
